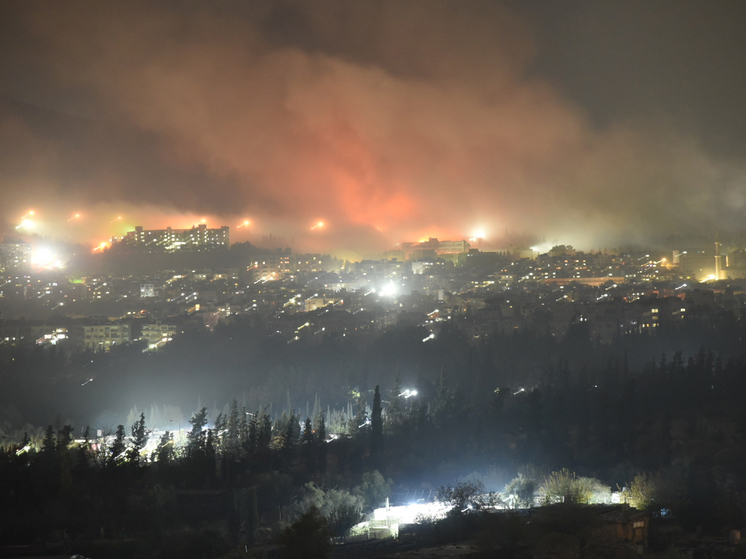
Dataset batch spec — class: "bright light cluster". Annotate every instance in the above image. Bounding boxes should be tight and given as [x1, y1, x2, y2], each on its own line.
[31, 247, 64, 270]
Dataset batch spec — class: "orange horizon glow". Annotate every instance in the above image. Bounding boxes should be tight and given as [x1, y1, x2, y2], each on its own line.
[6, 203, 495, 259]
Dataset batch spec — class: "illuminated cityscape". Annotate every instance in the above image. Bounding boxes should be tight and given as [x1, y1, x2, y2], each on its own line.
[120, 224, 230, 252]
[2, 1, 746, 557]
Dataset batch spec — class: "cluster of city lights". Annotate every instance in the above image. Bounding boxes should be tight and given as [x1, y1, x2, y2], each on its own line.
[9, 207, 509, 259]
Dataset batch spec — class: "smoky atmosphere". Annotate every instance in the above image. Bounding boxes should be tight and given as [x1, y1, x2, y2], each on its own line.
[2, 2, 746, 558]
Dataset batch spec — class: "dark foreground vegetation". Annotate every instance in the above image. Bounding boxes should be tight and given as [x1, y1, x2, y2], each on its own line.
[3, 307, 746, 556]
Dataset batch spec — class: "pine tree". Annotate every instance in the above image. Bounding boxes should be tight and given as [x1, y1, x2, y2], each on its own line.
[303, 418, 314, 444]
[42, 425, 56, 455]
[247, 411, 258, 458]
[128, 412, 148, 466]
[349, 394, 368, 437]
[371, 385, 383, 455]
[226, 400, 240, 457]
[156, 431, 174, 463]
[56, 425, 73, 452]
[283, 411, 297, 451]
[315, 411, 327, 474]
[205, 429, 217, 482]
[187, 407, 209, 456]
[108, 425, 126, 467]
[258, 411, 272, 451]
[388, 375, 404, 429]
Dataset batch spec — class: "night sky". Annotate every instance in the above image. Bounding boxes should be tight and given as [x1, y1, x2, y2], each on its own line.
[1, 0, 745, 256]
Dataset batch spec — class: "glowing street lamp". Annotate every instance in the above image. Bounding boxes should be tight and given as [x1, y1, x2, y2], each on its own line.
[311, 221, 325, 230]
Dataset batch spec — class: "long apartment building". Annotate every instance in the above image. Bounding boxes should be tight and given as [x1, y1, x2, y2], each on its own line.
[83, 324, 131, 352]
[123, 224, 229, 252]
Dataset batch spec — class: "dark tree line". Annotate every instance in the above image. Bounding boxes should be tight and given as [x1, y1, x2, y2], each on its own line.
[3, 304, 746, 552]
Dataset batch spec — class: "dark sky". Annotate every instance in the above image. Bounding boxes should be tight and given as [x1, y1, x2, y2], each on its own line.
[1, 0, 745, 255]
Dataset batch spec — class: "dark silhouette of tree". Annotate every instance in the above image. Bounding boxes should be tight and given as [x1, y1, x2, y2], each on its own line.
[371, 385, 383, 456]
[349, 393, 368, 438]
[76, 426, 92, 471]
[127, 412, 148, 466]
[187, 407, 209, 456]
[277, 506, 332, 559]
[225, 400, 240, 457]
[56, 425, 73, 453]
[315, 411, 327, 474]
[42, 425, 56, 455]
[256, 410, 272, 471]
[246, 410, 258, 468]
[437, 480, 489, 517]
[302, 418, 314, 444]
[155, 431, 174, 464]
[505, 474, 537, 508]
[302, 417, 315, 473]
[387, 374, 404, 431]
[108, 424, 126, 467]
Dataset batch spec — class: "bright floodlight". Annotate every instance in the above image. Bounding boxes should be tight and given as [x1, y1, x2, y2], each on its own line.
[530, 243, 552, 253]
[31, 247, 63, 269]
[15, 218, 35, 230]
[472, 228, 486, 239]
[380, 282, 398, 298]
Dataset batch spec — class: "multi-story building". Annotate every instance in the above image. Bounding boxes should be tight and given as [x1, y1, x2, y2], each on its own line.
[250, 253, 294, 280]
[295, 254, 334, 273]
[140, 282, 161, 297]
[304, 297, 342, 312]
[400, 238, 471, 260]
[140, 322, 177, 349]
[83, 324, 132, 352]
[0, 242, 31, 272]
[122, 224, 229, 252]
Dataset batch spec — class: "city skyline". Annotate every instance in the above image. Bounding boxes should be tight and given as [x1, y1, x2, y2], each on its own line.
[2, 1, 746, 256]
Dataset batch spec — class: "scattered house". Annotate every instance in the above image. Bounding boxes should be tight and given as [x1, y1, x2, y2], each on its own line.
[592, 504, 649, 545]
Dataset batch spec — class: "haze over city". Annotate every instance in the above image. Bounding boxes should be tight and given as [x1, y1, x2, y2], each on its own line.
[4, 2, 746, 558]
[3, 0, 746, 257]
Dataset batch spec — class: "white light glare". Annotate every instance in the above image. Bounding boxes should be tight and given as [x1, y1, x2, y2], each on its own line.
[31, 247, 64, 270]
[379, 282, 398, 298]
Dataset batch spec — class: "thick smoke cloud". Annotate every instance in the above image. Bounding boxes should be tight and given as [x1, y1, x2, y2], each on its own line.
[1, 0, 744, 254]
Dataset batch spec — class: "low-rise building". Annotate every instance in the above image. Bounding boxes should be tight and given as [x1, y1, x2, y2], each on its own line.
[140, 322, 178, 349]
[83, 323, 131, 352]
